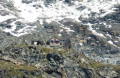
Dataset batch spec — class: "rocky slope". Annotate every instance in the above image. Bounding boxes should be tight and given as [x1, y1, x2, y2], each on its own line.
[0, 0, 120, 77]
[0, 43, 120, 78]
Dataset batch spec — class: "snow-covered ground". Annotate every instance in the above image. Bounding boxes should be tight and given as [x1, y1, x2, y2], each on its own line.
[0, 14, 15, 22]
[0, 0, 120, 45]
[11, 0, 120, 23]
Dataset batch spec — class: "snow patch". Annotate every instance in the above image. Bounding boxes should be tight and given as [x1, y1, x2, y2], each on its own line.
[87, 23, 106, 38]
[64, 27, 74, 34]
[58, 34, 62, 36]
[2, 19, 37, 37]
[79, 42, 83, 46]
[114, 41, 119, 43]
[106, 33, 112, 38]
[108, 40, 119, 48]
[108, 40, 114, 45]
[0, 14, 16, 22]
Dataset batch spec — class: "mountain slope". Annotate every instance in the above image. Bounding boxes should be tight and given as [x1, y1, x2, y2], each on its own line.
[0, 0, 120, 65]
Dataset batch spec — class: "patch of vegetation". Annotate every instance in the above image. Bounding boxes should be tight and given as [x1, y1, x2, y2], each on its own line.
[0, 60, 42, 77]
[41, 47, 53, 53]
[58, 50, 68, 56]
[113, 65, 120, 71]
